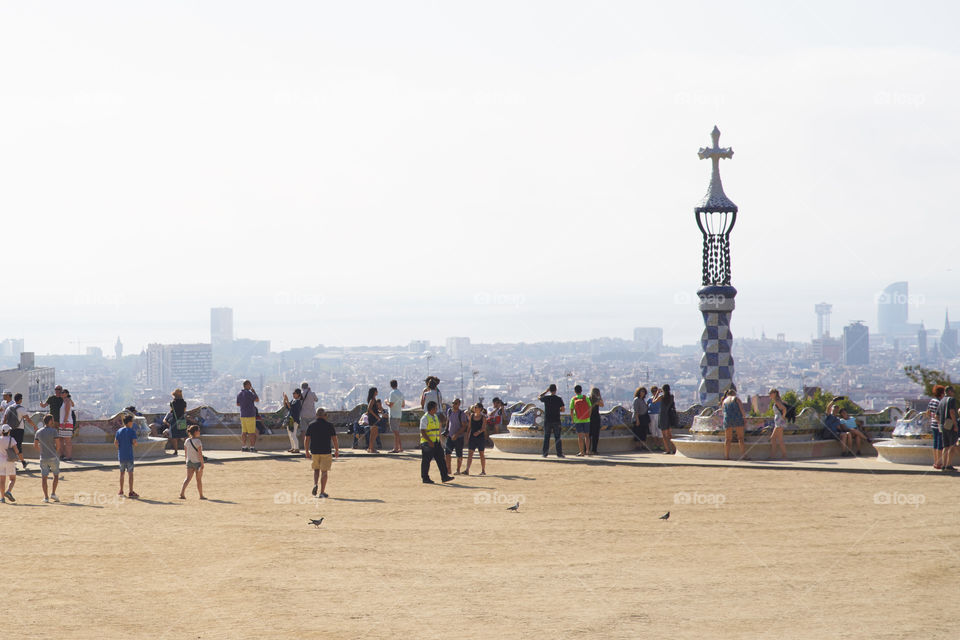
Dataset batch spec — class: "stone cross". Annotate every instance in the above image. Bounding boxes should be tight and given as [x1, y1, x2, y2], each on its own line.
[697, 125, 733, 176]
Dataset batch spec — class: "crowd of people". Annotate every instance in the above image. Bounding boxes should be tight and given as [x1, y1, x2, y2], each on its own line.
[1, 374, 953, 503]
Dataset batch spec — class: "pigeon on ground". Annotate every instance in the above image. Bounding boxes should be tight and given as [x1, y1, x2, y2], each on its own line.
[506, 502, 520, 512]
[659, 511, 670, 520]
[309, 518, 324, 528]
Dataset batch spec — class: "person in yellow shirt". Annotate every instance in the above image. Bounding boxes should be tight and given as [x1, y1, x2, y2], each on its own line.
[420, 401, 454, 484]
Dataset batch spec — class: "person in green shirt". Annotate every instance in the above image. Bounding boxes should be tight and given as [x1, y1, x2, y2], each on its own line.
[420, 401, 454, 484]
[569, 384, 592, 457]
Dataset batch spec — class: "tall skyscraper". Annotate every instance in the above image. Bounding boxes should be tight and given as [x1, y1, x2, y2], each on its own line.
[877, 282, 909, 337]
[211, 307, 234, 345]
[146, 343, 213, 389]
[814, 303, 832, 338]
[843, 322, 869, 365]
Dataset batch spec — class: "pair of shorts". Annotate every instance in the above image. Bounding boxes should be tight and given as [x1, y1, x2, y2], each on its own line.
[118, 460, 134, 472]
[943, 427, 959, 448]
[311, 453, 332, 471]
[187, 460, 202, 471]
[445, 435, 464, 457]
[0, 461, 15, 477]
[574, 422, 590, 434]
[58, 425, 74, 438]
[933, 428, 944, 450]
[40, 458, 60, 477]
[240, 417, 257, 434]
[468, 435, 486, 451]
[389, 417, 401, 433]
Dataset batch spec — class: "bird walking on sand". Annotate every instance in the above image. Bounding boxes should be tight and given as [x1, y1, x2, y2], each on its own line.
[659, 511, 670, 520]
[309, 518, 324, 528]
[506, 502, 520, 512]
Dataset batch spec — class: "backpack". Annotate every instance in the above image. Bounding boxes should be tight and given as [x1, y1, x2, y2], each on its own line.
[939, 397, 957, 431]
[573, 396, 591, 421]
[2, 435, 17, 462]
[784, 404, 797, 424]
[3, 405, 21, 430]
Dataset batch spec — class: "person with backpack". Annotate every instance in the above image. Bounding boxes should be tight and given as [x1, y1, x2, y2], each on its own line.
[0, 423, 23, 502]
[769, 389, 788, 459]
[282, 388, 303, 454]
[180, 425, 206, 500]
[937, 386, 958, 472]
[569, 385, 592, 456]
[2, 393, 35, 469]
[166, 388, 188, 456]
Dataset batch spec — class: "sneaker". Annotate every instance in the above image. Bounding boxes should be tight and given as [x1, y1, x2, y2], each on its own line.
[51, 494, 59, 502]
[0, 497, 4, 503]
[241, 447, 248, 452]
[557, 454, 566, 458]
[542, 453, 548, 458]
[21, 460, 27, 469]
[422, 478, 435, 484]
[311, 485, 318, 496]
[250, 447, 257, 453]
[319, 492, 329, 498]
[42, 497, 49, 503]
[4, 491, 14, 502]
[442, 476, 455, 483]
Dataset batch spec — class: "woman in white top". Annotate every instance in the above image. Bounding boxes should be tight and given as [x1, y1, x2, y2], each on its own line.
[59, 390, 75, 461]
[769, 389, 788, 460]
[180, 425, 206, 500]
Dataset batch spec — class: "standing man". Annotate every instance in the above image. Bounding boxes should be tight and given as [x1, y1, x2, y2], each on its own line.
[34, 415, 60, 502]
[444, 398, 468, 475]
[236, 380, 260, 453]
[538, 384, 565, 458]
[0, 390, 12, 414]
[304, 408, 339, 498]
[385, 379, 405, 453]
[299, 382, 318, 445]
[115, 414, 139, 498]
[3, 393, 35, 469]
[41, 385, 63, 457]
[938, 386, 958, 473]
[420, 401, 454, 484]
[569, 385, 592, 457]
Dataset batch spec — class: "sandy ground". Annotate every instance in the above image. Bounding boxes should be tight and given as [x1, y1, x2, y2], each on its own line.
[4, 453, 956, 639]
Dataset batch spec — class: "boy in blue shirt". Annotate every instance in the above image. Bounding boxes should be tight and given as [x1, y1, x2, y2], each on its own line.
[115, 414, 139, 498]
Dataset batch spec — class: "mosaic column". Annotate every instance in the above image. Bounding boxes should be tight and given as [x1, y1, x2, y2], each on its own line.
[698, 285, 737, 405]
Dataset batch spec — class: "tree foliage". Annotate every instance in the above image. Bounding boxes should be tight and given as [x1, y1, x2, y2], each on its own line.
[904, 365, 953, 397]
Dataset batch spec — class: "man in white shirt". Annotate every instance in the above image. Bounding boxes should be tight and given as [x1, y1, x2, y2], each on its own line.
[299, 382, 318, 442]
[0, 390, 12, 414]
[385, 379, 405, 453]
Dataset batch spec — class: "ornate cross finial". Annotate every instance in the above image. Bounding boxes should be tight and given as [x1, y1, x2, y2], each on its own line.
[698, 125, 734, 173]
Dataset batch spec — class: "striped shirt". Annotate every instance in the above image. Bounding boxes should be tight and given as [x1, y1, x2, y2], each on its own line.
[928, 398, 941, 430]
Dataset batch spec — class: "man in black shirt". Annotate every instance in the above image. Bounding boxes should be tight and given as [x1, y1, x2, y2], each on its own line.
[304, 408, 340, 498]
[538, 384, 565, 458]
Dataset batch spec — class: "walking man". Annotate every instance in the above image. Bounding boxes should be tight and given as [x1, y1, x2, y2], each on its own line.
[385, 379, 405, 453]
[3, 393, 35, 469]
[420, 401, 453, 484]
[304, 408, 339, 498]
[236, 380, 260, 452]
[34, 415, 60, 502]
[539, 384, 565, 458]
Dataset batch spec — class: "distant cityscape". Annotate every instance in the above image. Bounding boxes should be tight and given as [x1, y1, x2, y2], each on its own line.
[0, 281, 955, 419]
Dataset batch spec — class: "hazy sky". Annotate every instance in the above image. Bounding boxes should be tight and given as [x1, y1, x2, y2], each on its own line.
[1, 1, 957, 354]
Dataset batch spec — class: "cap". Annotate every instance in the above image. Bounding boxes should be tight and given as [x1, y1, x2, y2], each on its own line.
[0, 424, 9, 433]
[1, 390, 10, 395]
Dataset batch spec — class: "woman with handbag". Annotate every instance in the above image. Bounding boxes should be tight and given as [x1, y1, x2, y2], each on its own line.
[659, 384, 678, 455]
[168, 389, 188, 456]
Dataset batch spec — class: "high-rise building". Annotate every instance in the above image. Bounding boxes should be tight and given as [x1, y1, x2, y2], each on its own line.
[877, 282, 909, 337]
[633, 327, 664, 354]
[814, 303, 832, 338]
[0, 352, 55, 408]
[918, 322, 927, 364]
[445, 337, 471, 360]
[210, 307, 234, 345]
[409, 340, 429, 353]
[146, 343, 213, 389]
[0, 339, 25, 358]
[843, 322, 869, 365]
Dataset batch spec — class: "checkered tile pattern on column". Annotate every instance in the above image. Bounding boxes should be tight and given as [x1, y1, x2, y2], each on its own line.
[698, 309, 735, 405]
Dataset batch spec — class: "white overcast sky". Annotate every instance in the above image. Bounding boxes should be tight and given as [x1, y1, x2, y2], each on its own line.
[1, 1, 957, 354]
